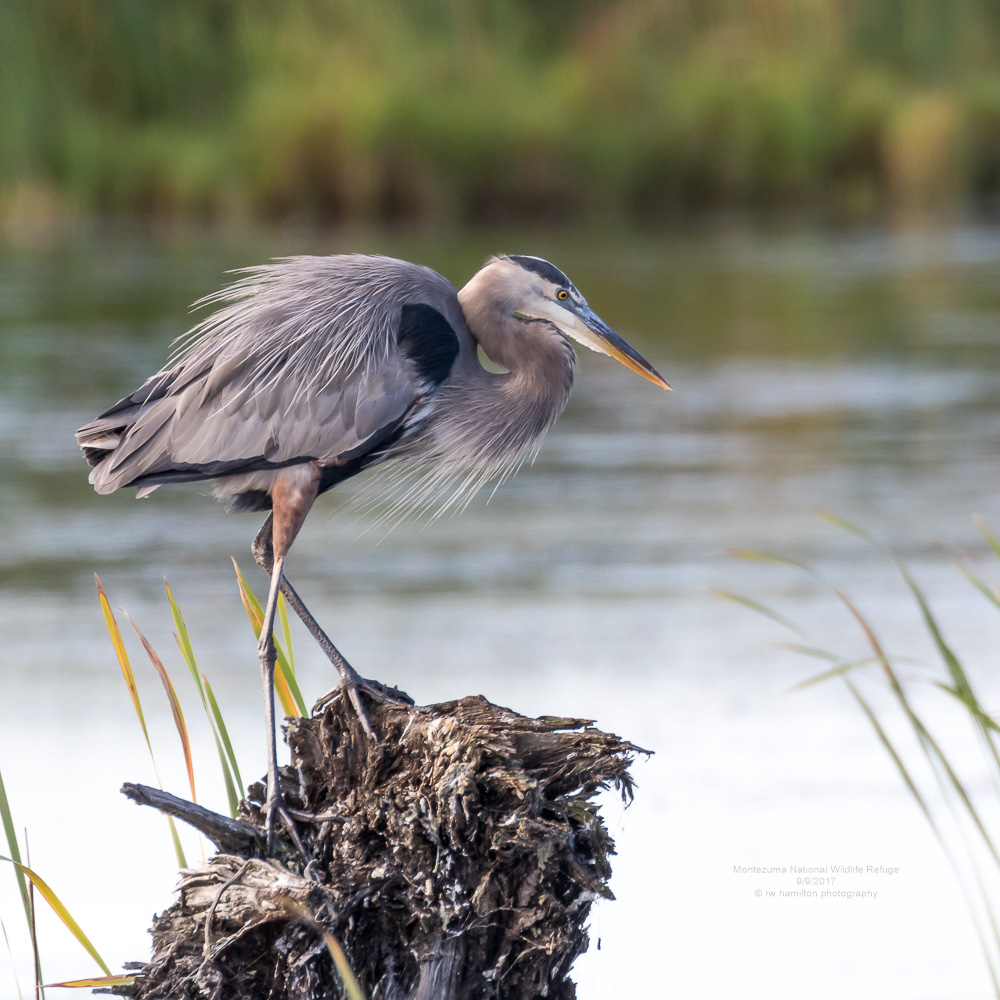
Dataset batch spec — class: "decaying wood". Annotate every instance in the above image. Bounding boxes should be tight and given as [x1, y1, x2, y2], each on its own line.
[121, 784, 261, 853]
[112, 693, 647, 1000]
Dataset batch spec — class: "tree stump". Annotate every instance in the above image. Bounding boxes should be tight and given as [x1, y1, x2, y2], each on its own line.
[113, 693, 647, 1000]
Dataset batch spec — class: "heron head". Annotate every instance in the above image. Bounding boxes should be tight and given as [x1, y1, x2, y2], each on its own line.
[489, 254, 670, 389]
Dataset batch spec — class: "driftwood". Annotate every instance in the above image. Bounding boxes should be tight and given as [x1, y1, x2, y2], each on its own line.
[111, 693, 647, 1000]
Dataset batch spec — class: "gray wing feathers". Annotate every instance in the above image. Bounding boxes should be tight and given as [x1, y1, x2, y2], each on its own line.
[79, 255, 458, 494]
[176, 255, 455, 381]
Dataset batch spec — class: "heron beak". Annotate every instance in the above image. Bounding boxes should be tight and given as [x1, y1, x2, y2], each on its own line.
[569, 305, 671, 390]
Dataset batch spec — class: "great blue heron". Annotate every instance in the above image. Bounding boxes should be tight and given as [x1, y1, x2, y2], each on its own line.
[77, 253, 669, 847]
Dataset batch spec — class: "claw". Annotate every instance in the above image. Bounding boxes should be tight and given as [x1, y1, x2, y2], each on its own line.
[312, 674, 413, 721]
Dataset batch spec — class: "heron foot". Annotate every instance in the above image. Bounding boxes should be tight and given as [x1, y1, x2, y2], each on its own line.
[258, 627, 310, 858]
[263, 787, 309, 857]
[312, 669, 414, 731]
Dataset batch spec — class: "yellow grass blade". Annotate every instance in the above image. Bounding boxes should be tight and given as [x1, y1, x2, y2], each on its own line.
[729, 548, 811, 572]
[274, 674, 296, 719]
[0, 858, 110, 977]
[232, 557, 264, 622]
[95, 576, 152, 752]
[814, 510, 873, 541]
[232, 560, 307, 717]
[278, 592, 295, 676]
[277, 656, 307, 716]
[94, 580, 187, 867]
[318, 929, 366, 1000]
[279, 899, 366, 1000]
[123, 614, 197, 806]
[232, 564, 296, 714]
[43, 975, 135, 988]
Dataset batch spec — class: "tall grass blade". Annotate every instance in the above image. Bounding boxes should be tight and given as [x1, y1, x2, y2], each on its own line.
[95, 575, 153, 756]
[961, 531, 1000, 795]
[774, 643, 842, 662]
[273, 667, 296, 721]
[728, 549, 812, 572]
[42, 975, 135, 988]
[0, 859, 111, 977]
[976, 517, 1000, 563]
[844, 682, 1000, 991]
[279, 899, 367, 1000]
[850, 657, 1000, 977]
[958, 565, 1000, 611]
[790, 657, 880, 689]
[278, 592, 295, 676]
[834, 583, 1000, 868]
[712, 589, 806, 636]
[900, 564, 1000, 760]
[232, 560, 307, 717]
[203, 676, 245, 805]
[899, 563, 974, 702]
[880, 560, 1000, 861]
[814, 511, 874, 542]
[165, 817, 187, 871]
[844, 680, 937, 829]
[319, 931, 367, 1000]
[236, 577, 296, 717]
[0, 770, 30, 930]
[123, 614, 197, 807]
[216, 752, 240, 819]
[180, 660, 239, 817]
[24, 834, 40, 1000]
[166, 581, 203, 700]
[740, 520, 1000, 992]
[1, 917, 24, 1000]
[780, 521, 1000, 984]
[166, 580, 241, 816]
[0, 771, 42, 994]
[729, 535, 999, 848]
[96, 579, 187, 867]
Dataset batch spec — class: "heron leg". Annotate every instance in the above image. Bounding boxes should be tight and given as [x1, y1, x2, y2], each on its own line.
[256, 467, 324, 853]
[251, 516, 410, 723]
[257, 552, 298, 851]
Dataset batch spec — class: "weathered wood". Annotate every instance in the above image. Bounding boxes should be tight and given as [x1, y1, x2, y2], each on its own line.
[121, 783, 262, 853]
[111, 693, 647, 1000]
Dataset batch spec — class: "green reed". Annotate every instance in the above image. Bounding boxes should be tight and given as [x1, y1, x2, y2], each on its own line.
[4, 1, 1000, 227]
[721, 514, 1000, 995]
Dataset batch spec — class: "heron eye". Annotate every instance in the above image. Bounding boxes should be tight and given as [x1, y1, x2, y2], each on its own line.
[557, 289, 569, 300]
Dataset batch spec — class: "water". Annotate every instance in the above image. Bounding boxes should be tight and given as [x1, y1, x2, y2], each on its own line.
[2, 223, 999, 998]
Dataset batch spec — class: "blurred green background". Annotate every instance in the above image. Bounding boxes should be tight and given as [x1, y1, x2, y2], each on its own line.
[4, 0, 1000, 232]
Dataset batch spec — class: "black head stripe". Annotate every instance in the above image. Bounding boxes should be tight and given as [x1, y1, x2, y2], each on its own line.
[506, 255, 571, 289]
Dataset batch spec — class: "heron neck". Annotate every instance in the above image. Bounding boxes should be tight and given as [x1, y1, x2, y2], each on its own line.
[460, 293, 575, 401]
[452, 301, 575, 463]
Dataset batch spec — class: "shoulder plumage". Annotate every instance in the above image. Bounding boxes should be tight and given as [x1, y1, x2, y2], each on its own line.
[169, 254, 459, 382]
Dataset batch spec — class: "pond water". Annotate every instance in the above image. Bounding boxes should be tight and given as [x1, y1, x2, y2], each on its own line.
[1, 223, 999, 998]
